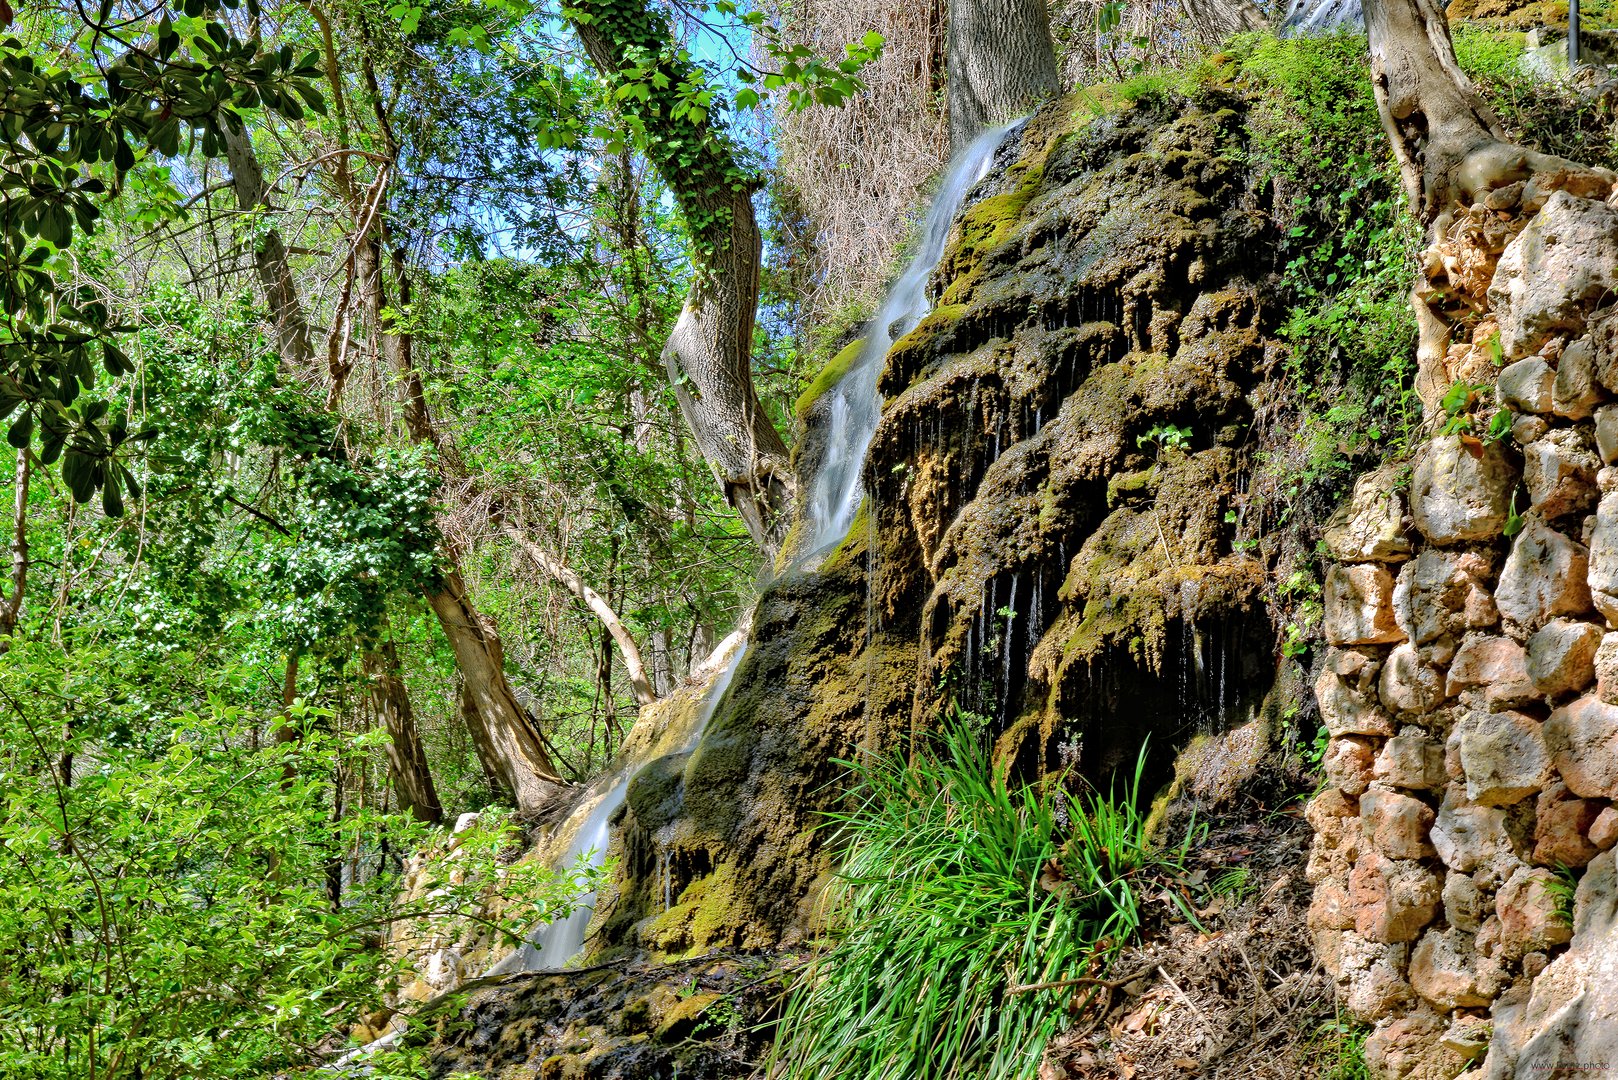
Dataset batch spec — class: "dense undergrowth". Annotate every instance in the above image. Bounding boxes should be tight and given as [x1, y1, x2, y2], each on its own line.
[771, 719, 1197, 1080]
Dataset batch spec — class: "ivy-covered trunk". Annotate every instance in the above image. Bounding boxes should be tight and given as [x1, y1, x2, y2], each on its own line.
[568, 0, 794, 561]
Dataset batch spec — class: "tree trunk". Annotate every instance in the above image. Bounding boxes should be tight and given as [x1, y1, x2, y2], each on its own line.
[221, 123, 316, 374]
[0, 450, 29, 650]
[428, 571, 565, 809]
[569, 0, 794, 560]
[225, 108, 561, 812]
[1363, 0, 1611, 404]
[947, 0, 1060, 150]
[364, 639, 443, 824]
[349, 218, 565, 810]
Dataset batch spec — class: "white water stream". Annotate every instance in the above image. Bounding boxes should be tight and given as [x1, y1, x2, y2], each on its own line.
[484, 641, 747, 975]
[422, 119, 1024, 994]
[1280, 0, 1362, 32]
[800, 119, 1023, 556]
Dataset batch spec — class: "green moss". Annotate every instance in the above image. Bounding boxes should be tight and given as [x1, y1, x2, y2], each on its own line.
[1106, 467, 1157, 507]
[652, 992, 725, 1043]
[937, 164, 1045, 307]
[795, 337, 866, 419]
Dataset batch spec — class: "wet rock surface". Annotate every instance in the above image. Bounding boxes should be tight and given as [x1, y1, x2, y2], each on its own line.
[418, 952, 783, 1079]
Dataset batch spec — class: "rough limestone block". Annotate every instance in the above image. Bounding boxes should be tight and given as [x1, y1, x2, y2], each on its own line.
[1596, 404, 1618, 464]
[1498, 355, 1555, 413]
[1361, 786, 1437, 860]
[1597, 632, 1618, 703]
[1526, 617, 1603, 696]
[1410, 435, 1518, 544]
[1544, 694, 1618, 799]
[1585, 490, 1618, 623]
[1482, 851, 1618, 1080]
[1432, 785, 1518, 871]
[1326, 646, 1383, 693]
[1309, 876, 1357, 932]
[1316, 669, 1395, 737]
[1514, 414, 1550, 445]
[1323, 464, 1413, 563]
[1496, 513, 1593, 634]
[1394, 550, 1498, 645]
[1443, 871, 1487, 932]
[1522, 426, 1600, 519]
[1445, 633, 1539, 709]
[1589, 806, 1618, 850]
[1366, 1010, 1470, 1080]
[1324, 734, 1379, 797]
[1324, 564, 1404, 646]
[1410, 927, 1498, 1010]
[1489, 190, 1618, 359]
[1349, 850, 1442, 944]
[1334, 931, 1415, 1022]
[1555, 333, 1606, 419]
[1494, 865, 1573, 959]
[1374, 733, 1445, 791]
[1378, 643, 1446, 714]
[1454, 709, 1552, 806]
[1533, 781, 1602, 868]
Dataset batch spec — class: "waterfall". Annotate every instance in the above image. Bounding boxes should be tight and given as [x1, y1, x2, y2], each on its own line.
[483, 638, 747, 975]
[800, 119, 1023, 556]
[1279, 0, 1363, 33]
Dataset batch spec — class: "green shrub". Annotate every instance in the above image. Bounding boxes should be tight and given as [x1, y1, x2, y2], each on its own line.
[772, 718, 1196, 1080]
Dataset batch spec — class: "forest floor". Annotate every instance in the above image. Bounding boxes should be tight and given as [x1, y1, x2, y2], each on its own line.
[1042, 806, 1344, 1080]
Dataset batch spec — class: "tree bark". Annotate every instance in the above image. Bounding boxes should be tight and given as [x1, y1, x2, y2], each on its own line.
[428, 571, 564, 809]
[503, 524, 657, 707]
[224, 106, 562, 812]
[947, 0, 1060, 150]
[1360, 0, 1594, 224]
[0, 450, 29, 650]
[348, 216, 564, 810]
[364, 639, 443, 824]
[569, 0, 794, 560]
[221, 123, 317, 374]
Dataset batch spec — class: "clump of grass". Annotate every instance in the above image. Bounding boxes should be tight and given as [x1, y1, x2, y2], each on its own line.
[771, 717, 1197, 1080]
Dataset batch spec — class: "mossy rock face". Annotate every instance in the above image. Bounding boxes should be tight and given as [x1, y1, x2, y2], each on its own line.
[584, 88, 1294, 965]
[422, 955, 778, 1079]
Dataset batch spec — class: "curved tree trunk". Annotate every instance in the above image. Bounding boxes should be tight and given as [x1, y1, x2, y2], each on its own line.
[353, 215, 566, 810]
[429, 573, 565, 806]
[568, 0, 793, 560]
[225, 114, 561, 812]
[947, 0, 1060, 149]
[221, 123, 316, 374]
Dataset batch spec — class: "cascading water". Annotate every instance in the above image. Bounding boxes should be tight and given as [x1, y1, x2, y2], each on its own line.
[1280, 0, 1362, 33]
[484, 641, 746, 975]
[800, 119, 1023, 556]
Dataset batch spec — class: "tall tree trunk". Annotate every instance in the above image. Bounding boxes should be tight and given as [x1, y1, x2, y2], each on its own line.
[0, 450, 29, 650]
[429, 572, 564, 808]
[351, 222, 565, 809]
[569, 0, 794, 560]
[947, 0, 1060, 150]
[365, 638, 443, 824]
[221, 123, 316, 374]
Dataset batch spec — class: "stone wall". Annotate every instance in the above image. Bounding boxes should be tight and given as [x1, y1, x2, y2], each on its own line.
[1310, 170, 1618, 1076]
